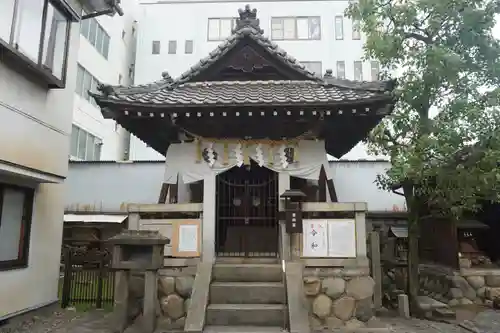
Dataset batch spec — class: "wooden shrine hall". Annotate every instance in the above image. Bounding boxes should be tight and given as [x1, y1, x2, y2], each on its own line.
[92, 5, 397, 260]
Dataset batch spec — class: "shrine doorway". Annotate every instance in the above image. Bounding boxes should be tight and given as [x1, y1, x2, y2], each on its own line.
[215, 160, 279, 257]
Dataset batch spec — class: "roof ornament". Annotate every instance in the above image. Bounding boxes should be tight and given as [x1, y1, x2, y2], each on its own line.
[162, 71, 174, 84]
[97, 83, 115, 96]
[234, 5, 263, 34]
[323, 69, 334, 78]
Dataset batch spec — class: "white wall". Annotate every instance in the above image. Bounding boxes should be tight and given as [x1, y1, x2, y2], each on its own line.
[128, 0, 382, 160]
[0, 2, 83, 318]
[73, 0, 140, 161]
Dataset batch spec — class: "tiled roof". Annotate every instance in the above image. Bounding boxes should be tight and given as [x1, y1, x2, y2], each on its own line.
[93, 5, 396, 108]
[96, 79, 394, 107]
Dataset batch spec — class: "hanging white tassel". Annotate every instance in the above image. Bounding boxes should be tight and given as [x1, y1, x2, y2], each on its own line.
[255, 143, 264, 167]
[234, 142, 244, 167]
[279, 144, 288, 169]
[207, 142, 216, 167]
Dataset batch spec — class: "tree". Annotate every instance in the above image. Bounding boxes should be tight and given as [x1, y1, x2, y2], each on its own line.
[346, 0, 500, 315]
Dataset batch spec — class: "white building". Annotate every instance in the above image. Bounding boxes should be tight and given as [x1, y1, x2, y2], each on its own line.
[0, 0, 124, 320]
[128, 0, 379, 160]
[70, 0, 139, 161]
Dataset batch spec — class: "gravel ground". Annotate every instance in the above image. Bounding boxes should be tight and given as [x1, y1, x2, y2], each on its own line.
[1, 306, 499, 333]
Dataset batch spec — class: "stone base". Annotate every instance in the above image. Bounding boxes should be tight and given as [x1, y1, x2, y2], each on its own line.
[303, 267, 376, 330]
[128, 273, 194, 331]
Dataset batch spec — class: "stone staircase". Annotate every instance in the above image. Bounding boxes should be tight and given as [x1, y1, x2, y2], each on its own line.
[204, 259, 287, 332]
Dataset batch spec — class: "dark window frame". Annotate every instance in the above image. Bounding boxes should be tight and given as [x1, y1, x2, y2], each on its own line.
[152, 40, 160, 55]
[0, 0, 78, 89]
[0, 183, 35, 271]
[335, 15, 344, 40]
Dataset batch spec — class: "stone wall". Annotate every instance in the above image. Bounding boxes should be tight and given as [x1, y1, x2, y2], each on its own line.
[127, 272, 195, 331]
[419, 266, 500, 307]
[303, 267, 377, 330]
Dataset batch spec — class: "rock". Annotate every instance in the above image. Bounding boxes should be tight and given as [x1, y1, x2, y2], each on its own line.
[304, 277, 322, 296]
[156, 316, 172, 330]
[160, 294, 185, 319]
[477, 286, 486, 298]
[354, 297, 373, 322]
[346, 276, 375, 300]
[466, 276, 485, 289]
[345, 318, 365, 329]
[184, 298, 191, 313]
[309, 315, 324, 330]
[175, 276, 194, 298]
[172, 316, 186, 329]
[325, 316, 343, 329]
[486, 287, 500, 300]
[366, 317, 386, 328]
[158, 276, 176, 296]
[449, 288, 463, 299]
[451, 276, 476, 300]
[448, 299, 459, 307]
[322, 277, 345, 299]
[312, 294, 332, 319]
[460, 298, 473, 305]
[485, 275, 500, 287]
[474, 298, 483, 305]
[459, 258, 472, 268]
[332, 296, 356, 321]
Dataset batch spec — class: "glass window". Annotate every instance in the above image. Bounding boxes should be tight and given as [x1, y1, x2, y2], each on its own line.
[301, 61, 322, 77]
[335, 16, 344, 40]
[354, 61, 363, 81]
[0, 185, 34, 270]
[185, 40, 193, 54]
[96, 27, 104, 53]
[271, 17, 321, 40]
[75, 65, 84, 95]
[41, 3, 68, 79]
[0, 0, 16, 42]
[102, 33, 110, 59]
[15, 0, 45, 62]
[336, 61, 345, 79]
[77, 129, 87, 159]
[86, 134, 95, 160]
[168, 40, 177, 54]
[219, 19, 232, 39]
[352, 19, 361, 40]
[207, 19, 220, 41]
[152, 40, 160, 54]
[88, 18, 97, 45]
[207, 18, 236, 41]
[70, 125, 79, 157]
[371, 61, 380, 80]
[94, 139, 102, 160]
[82, 69, 92, 100]
[80, 18, 90, 38]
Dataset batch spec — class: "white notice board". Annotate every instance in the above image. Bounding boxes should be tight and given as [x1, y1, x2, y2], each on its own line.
[302, 219, 356, 258]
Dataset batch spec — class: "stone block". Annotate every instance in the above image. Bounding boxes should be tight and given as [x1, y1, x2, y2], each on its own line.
[346, 276, 375, 300]
[486, 275, 500, 287]
[175, 276, 194, 298]
[322, 277, 345, 299]
[466, 276, 485, 289]
[312, 294, 332, 319]
[304, 277, 321, 296]
[332, 296, 355, 321]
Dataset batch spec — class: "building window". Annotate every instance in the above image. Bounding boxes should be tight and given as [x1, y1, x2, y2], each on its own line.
[207, 18, 237, 41]
[0, 184, 34, 271]
[0, 0, 74, 84]
[118, 74, 122, 85]
[80, 17, 110, 59]
[70, 125, 102, 161]
[336, 61, 345, 79]
[152, 40, 160, 54]
[352, 19, 361, 40]
[185, 40, 193, 54]
[335, 16, 344, 40]
[371, 61, 380, 80]
[75, 64, 100, 107]
[168, 40, 177, 54]
[271, 17, 321, 40]
[301, 61, 322, 77]
[354, 61, 363, 81]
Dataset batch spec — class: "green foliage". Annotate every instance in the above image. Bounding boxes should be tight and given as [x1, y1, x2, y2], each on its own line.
[346, 0, 500, 218]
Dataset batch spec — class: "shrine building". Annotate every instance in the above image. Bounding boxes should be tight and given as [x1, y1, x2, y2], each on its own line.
[92, 5, 397, 332]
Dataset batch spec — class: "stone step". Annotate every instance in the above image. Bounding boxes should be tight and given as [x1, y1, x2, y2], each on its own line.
[204, 326, 285, 333]
[215, 258, 280, 265]
[210, 282, 285, 304]
[206, 304, 286, 326]
[432, 307, 456, 319]
[213, 264, 283, 282]
[417, 296, 448, 311]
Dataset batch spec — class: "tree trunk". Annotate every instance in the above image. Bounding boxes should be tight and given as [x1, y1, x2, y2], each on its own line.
[403, 183, 425, 317]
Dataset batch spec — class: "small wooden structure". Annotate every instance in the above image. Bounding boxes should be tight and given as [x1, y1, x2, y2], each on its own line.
[109, 230, 170, 333]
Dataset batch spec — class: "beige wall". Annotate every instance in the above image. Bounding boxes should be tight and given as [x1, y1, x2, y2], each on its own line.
[0, 2, 82, 318]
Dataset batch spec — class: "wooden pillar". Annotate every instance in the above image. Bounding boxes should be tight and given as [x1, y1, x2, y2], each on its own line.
[202, 173, 216, 263]
[355, 204, 368, 257]
[279, 173, 291, 261]
[158, 183, 170, 204]
[369, 231, 383, 309]
[128, 212, 140, 231]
